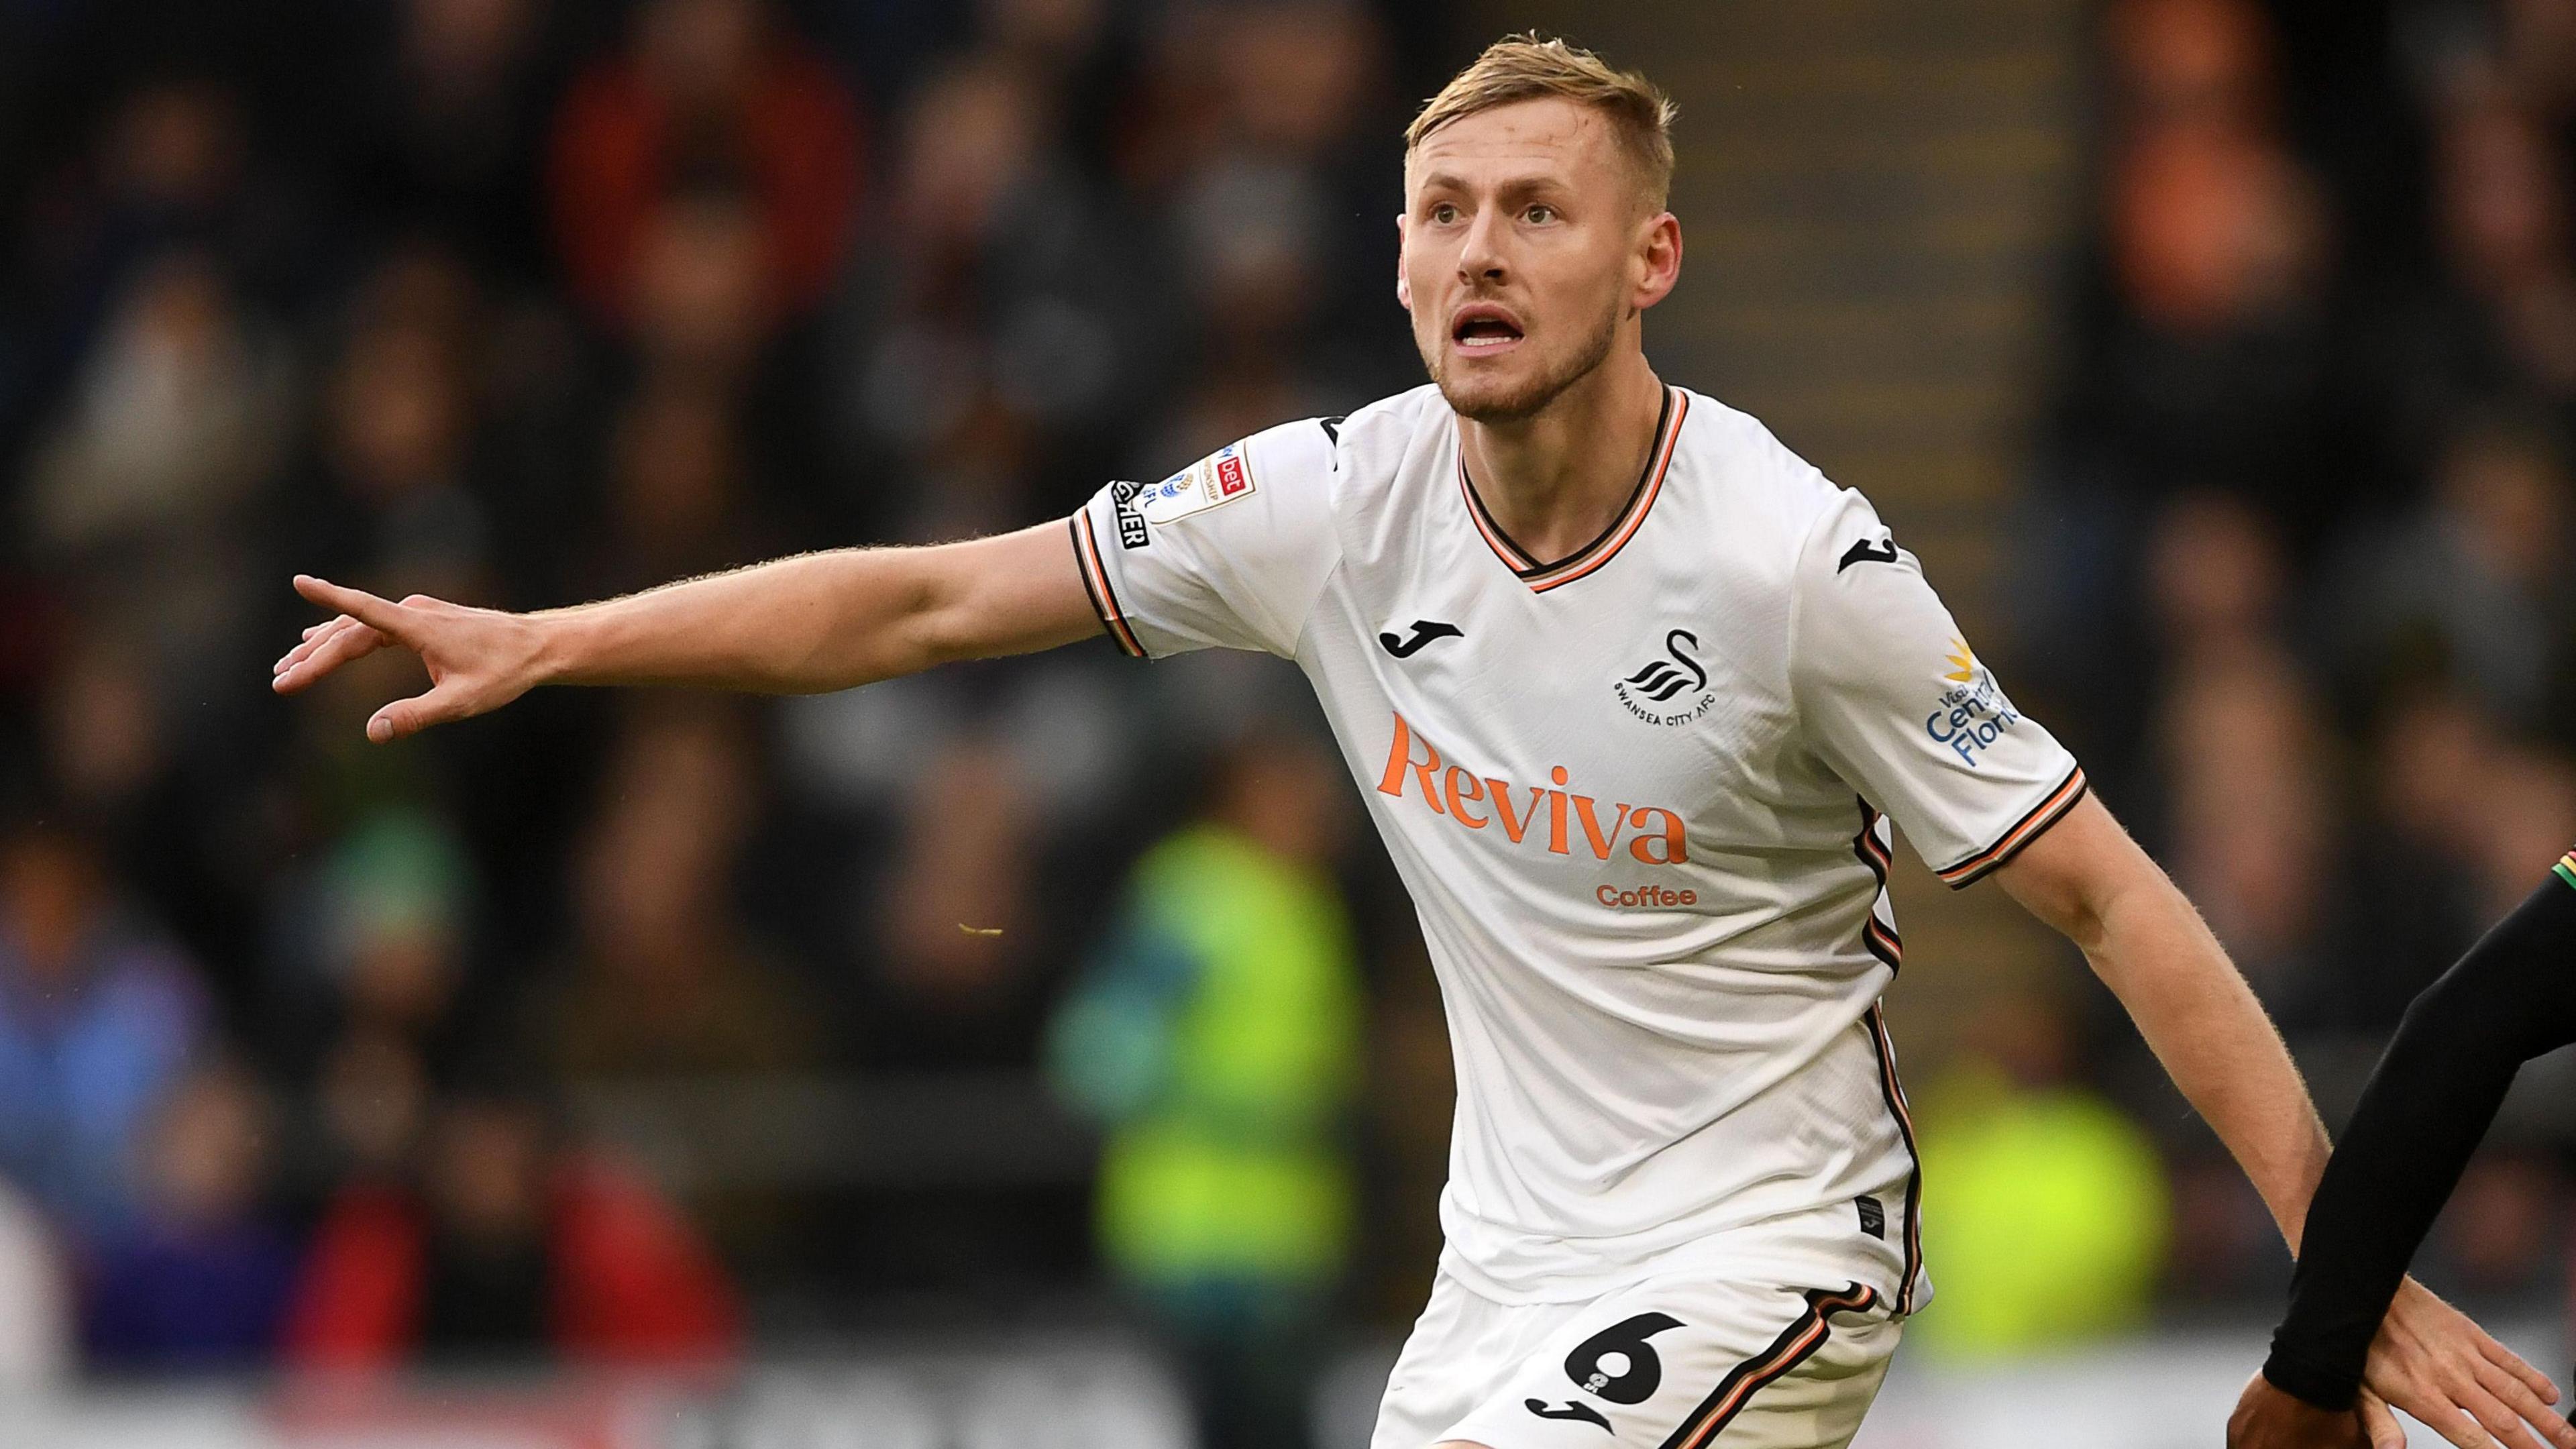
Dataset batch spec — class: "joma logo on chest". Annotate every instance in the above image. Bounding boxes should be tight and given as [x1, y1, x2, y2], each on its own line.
[1375, 712, 1688, 865]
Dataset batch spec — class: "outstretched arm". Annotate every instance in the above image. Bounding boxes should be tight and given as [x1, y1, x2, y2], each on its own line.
[1990, 796, 2571, 1449]
[2235, 873, 2576, 1449]
[273, 521, 1101, 741]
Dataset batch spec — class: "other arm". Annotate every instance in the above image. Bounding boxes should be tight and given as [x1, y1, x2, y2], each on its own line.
[1992, 800, 2571, 1449]
[273, 521, 1101, 741]
[2238, 873, 2576, 1448]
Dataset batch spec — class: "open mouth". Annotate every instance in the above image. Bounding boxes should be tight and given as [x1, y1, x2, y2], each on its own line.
[1450, 305, 1524, 352]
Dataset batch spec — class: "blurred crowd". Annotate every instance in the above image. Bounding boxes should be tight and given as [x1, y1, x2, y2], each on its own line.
[0, 0, 1442, 1415]
[1978, 0, 2576, 1343]
[7, 0, 2576, 1438]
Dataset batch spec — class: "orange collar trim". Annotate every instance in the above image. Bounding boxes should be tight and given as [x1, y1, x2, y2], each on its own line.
[1457, 387, 1686, 594]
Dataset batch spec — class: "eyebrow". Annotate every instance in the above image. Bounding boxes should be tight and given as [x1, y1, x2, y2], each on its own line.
[1410, 170, 1576, 202]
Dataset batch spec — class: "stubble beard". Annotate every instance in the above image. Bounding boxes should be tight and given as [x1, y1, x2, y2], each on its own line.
[1423, 294, 1624, 425]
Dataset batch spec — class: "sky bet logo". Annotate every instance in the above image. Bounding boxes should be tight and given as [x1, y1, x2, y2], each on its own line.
[1926, 637, 2021, 767]
[1211, 444, 1252, 498]
[1376, 711, 1688, 864]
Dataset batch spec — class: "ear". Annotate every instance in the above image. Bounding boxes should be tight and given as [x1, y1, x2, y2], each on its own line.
[1395, 213, 1413, 311]
[1631, 211, 1682, 311]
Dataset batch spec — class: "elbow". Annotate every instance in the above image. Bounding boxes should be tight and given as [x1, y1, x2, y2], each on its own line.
[2088, 845, 2222, 967]
[2375, 979, 2529, 1111]
[2061, 872, 2189, 987]
[902, 547, 1001, 672]
[908, 590, 979, 672]
[2389, 975, 2473, 1053]
[2057, 896, 2115, 960]
[819, 565, 953, 686]
[2041, 879, 2121, 962]
[2396, 945, 2568, 1069]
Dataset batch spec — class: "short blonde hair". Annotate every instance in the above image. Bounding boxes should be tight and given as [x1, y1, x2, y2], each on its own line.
[1405, 34, 1678, 210]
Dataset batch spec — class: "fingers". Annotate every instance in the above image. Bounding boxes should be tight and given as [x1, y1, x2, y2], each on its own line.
[2475, 1359, 2576, 1449]
[2377, 1281, 2566, 1449]
[2392, 1285, 2575, 1449]
[2446, 1383, 2544, 1449]
[2422, 1403, 2504, 1449]
[2360, 1395, 2407, 1449]
[365, 679, 476, 745]
[272, 616, 385, 694]
[2481, 1338, 2566, 1413]
[274, 614, 364, 674]
[2416, 1371, 2538, 1449]
[367, 696, 423, 745]
[294, 575, 415, 641]
[282, 576, 498, 741]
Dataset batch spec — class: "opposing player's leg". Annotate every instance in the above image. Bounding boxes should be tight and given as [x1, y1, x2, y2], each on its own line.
[1375, 1272, 1901, 1449]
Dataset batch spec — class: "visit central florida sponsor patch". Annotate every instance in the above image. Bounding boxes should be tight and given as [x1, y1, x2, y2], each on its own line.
[1925, 637, 2022, 767]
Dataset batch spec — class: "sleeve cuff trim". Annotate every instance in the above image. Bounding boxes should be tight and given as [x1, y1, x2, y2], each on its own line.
[1935, 764, 2087, 888]
[1069, 512, 1147, 659]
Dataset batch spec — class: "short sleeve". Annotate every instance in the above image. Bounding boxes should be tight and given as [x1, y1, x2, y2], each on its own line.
[1068, 417, 1343, 659]
[1789, 488, 2086, 888]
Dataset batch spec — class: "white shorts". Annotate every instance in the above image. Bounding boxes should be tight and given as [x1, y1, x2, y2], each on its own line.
[1369, 1269, 1902, 1449]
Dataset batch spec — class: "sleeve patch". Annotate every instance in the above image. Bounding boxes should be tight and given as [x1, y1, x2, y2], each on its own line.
[1126, 441, 1258, 537]
[1923, 639, 2028, 770]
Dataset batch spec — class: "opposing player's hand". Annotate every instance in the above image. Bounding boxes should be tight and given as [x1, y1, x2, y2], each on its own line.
[2363, 1276, 2574, 1449]
[2230, 1374, 2371, 1449]
[273, 576, 545, 743]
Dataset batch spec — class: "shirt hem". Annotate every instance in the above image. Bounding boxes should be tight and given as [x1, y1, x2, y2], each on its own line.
[1435, 1189, 1918, 1311]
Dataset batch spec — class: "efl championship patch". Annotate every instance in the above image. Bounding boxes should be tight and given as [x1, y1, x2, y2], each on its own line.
[1134, 443, 1258, 531]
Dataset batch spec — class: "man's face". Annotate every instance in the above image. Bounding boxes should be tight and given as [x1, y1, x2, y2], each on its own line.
[1399, 97, 1673, 422]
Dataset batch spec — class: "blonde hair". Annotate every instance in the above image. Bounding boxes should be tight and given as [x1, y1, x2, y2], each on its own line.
[1405, 34, 1678, 210]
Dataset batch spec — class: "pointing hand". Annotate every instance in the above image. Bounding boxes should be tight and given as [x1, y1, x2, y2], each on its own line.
[272, 576, 546, 743]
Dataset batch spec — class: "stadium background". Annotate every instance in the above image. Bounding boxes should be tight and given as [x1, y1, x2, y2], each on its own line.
[0, 0, 2571, 1443]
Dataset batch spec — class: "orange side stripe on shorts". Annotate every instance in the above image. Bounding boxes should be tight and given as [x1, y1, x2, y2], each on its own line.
[1659, 1285, 1880, 1449]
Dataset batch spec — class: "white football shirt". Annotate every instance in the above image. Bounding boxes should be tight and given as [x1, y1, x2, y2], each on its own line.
[1070, 383, 2084, 1309]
